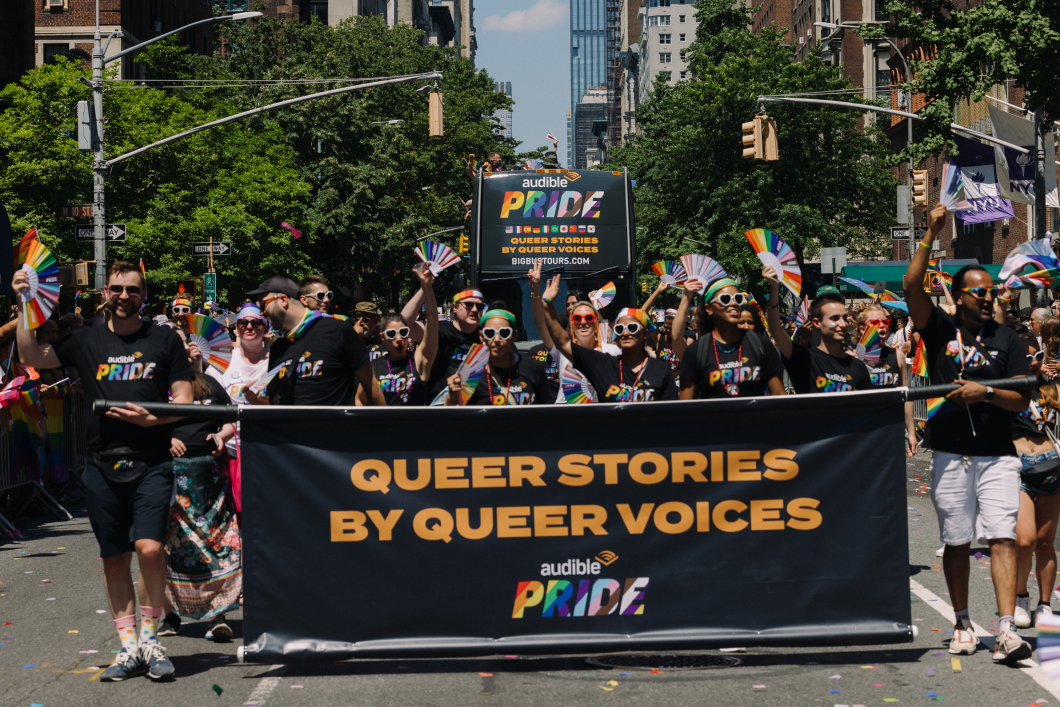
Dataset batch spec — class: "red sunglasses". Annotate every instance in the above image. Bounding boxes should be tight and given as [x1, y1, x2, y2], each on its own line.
[570, 313, 597, 324]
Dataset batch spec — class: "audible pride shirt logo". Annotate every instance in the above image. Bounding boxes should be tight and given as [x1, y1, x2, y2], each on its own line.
[96, 353, 156, 381]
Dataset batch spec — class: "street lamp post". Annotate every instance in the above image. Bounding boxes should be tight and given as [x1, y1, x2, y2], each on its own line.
[815, 21, 916, 258]
[90, 2, 262, 290]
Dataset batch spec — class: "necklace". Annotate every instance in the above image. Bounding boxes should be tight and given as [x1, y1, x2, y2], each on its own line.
[712, 332, 743, 397]
[485, 358, 514, 405]
[385, 354, 415, 403]
[618, 355, 648, 401]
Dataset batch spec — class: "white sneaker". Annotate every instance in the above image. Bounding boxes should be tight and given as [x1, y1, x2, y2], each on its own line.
[948, 626, 979, 654]
[1015, 596, 1033, 628]
[1037, 603, 1054, 624]
[935, 546, 946, 557]
[993, 630, 1032, 663]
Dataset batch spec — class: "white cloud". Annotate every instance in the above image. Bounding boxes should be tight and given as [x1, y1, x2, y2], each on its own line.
[481, 0, 567, 33]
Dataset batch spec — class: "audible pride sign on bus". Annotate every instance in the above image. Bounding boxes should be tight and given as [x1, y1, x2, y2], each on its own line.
[473, 169, 635, 274]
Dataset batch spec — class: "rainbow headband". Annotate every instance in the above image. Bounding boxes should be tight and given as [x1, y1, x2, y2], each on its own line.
[481, 309, 516, 327]
[615, 307, 654, 335]
[704, 278, 739, 303]
[453, 289, 484, 303]
[172, 295, 192, 307]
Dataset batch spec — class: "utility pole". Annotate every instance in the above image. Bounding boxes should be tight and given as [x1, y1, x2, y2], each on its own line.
[1034, 108, 1047, 240]
[91, 0, 105, 291]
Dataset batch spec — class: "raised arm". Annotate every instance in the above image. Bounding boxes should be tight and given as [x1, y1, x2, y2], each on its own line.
[671, 278, 700, 362]
[403, 284, 427, 342]
[763, 266, 793, 360]
[528, 261, 559, 350]
[539, 281, 574, 360]
[413, 267, 439, 380]
[905, 204, 947, 331]
[11, 271, 61, 369]
[994, 283, 1012, 325]
[640, 281, 668, 312]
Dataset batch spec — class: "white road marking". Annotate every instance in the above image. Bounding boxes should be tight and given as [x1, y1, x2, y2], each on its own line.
[911, 577, 1060, 700]
[243, 666, 286, 707]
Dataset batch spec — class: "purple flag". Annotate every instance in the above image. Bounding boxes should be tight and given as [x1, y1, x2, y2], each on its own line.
[950, 134, 1015, 225]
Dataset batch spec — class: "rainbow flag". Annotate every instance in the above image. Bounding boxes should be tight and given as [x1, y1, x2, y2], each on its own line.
[911, 338, 928, 377]
[926, 396, 960, 419]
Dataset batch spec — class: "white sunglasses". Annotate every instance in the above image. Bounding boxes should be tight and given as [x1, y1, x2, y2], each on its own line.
[482, 326, 514, 341]
[613, 322, 642, 336]
[383, 327, 411, 340]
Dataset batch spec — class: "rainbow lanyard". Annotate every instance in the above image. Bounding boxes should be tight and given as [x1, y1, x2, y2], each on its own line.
[286, 308, 324, 341]
[712, 333, 742, 397]
[954, 327, 982, 375]
[386, 355, 415, 402]
[618, 359, 647, 399]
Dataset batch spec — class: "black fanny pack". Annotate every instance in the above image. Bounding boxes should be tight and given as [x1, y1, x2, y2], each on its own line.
[1022, 456, 1060, 497]
[88, 448, 166, 483]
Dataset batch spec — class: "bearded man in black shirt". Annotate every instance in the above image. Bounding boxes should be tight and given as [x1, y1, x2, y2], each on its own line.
[14, 261, 193, 682]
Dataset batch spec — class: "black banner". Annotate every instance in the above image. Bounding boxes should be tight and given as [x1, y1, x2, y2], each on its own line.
[240, 390, 911, 662]
[475, 170, 633, 273]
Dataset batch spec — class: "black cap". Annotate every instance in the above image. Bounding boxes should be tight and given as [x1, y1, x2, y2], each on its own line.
[246, 276, 299, 299]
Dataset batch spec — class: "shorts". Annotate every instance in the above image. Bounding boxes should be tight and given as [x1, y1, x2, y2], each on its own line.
[83, 461, 174, 558]
[930, 451, 1021, 546]
[1019, 450, 1060, 498]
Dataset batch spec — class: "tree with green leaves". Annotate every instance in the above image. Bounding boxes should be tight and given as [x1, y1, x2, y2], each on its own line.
[609, 0, 898, 301]
[861, 0, 1059, 160]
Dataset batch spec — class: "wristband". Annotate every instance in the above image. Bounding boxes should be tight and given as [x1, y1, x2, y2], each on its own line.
[919, 241, 931, 250]
[542, 296, 553, 304]
[998, 296, 1010, 303]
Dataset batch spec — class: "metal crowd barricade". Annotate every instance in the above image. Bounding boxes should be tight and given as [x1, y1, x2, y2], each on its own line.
[908, 365, 929, 424]
[63, 392, 87, 482]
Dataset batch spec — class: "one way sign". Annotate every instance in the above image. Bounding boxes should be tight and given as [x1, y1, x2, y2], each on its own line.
[192, 242, 232, 256]
[74, 223, 127, 242]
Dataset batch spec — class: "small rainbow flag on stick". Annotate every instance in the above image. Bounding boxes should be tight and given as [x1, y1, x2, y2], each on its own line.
[911, 338, 928, 377]
[856, 324, 882, 366]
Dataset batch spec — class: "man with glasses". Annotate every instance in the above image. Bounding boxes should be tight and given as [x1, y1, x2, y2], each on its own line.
[299, 276, 334, 313]
[404, 288, 487, 401]
[171, 294, 193, 336]
[351, 301, 385, 360]
[12, 260, 193, 682]
[906, 204, 1033, 663]
[245, 276, 384, 407]
[764, 268, 871, 394]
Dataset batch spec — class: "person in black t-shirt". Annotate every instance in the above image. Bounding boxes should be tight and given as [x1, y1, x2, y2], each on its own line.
[528, 343, 559, 384]
[360, 266, 439, 406]
[533, 263, 677, 402]
[405, 287, 485, 400]
[907, 203, 1033, 662]
[244, 276, 384, 407]
[855, 305, 918, 455]
[14, 260, 193, 681]
[679, 277, 785, 399]
[764, 267, 871, 394]
[444, 307, 555, 405]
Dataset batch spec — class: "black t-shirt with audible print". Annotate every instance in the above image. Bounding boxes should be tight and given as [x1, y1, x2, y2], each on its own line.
[867, 345, 902, 389]
[920, 306, 1030, 456]
[464, 354, 557, 406]
[172, 375, 232, 456]
[366, 339, 386, 361]
[426, 321, 480, 399]
[679, 331, 783, 399]
[267, 316, 371, 406]
[783, 343, 872, 394]
[371, 354, 426, 407]
[569, 345, 678, 402]
[528, 344, 559, 384]
[1011, 388, 1057, 440]
[52, 321, 194, 459]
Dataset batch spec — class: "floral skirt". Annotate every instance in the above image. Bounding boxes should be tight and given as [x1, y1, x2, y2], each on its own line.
[165, 454, 242, 620]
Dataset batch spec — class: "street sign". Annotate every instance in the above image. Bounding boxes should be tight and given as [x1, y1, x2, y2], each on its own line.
[192, 242, 232, 256]
[58, 205, 93, 218]
[204, 272, 217, 303]
[74, 223, 126, 242]
[890, 226, 927, 241]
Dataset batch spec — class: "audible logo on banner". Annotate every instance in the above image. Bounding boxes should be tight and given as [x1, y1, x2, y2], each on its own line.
[240, 390, 911, 662]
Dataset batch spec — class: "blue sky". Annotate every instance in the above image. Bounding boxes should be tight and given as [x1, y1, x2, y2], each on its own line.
[475, 0, 571, 165]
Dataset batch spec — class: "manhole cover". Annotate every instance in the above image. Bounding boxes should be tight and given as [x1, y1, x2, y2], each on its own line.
[586, 654, 742, 670]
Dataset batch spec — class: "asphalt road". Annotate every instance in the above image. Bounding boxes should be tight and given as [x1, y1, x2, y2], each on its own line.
[2, 449, 1059, 706]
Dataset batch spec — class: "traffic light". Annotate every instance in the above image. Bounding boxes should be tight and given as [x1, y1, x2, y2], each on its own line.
[642, 281, 648, 294]
[912, 170, 929, 208]
[741, 115, 779, 161]
[429, 92, 444, 137]
[457, 234, 469, 254]
[176, 279, 198, 303]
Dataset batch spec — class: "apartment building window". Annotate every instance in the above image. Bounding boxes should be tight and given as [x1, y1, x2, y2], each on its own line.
[679, 33, 686, 41]
[679, 50, 686, 60]
[679, 14, 686, 22]
[659, 34, 671, 44]
[680, 71, 687, 79]
[662, 71, 672, 80]
[659, 52, 672, 63]
[648, 0, 671, 6]
[647, 15, 671, 26]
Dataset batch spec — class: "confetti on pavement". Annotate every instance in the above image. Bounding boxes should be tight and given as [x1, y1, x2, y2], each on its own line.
[951, 658, 962, 672]
[211, 684, 223, 696]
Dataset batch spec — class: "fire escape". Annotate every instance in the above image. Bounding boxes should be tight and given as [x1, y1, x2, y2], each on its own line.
[605, 0, 622, 155]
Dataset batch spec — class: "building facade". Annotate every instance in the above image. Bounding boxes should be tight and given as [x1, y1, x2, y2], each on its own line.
[616, 0, 642, 144]
[752, 0, 792, 42]
[1, 1, 34, 90]
[636, 0, 696, 108]
[570, 0, 609, 168]
[494, 81, 512, 139]
[34, 0, 215, 81]
[576, 86, 608, 168]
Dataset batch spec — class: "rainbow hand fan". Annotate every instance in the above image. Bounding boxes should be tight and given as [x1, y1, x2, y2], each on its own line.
[597, 320, 611, 345]
[186, 313, 234, 373]
[911, 338, 928, 377]
[455, 343, 490, 405]
[415, 240, 462, 276]
[679, 254, 727, 294]
[793, 297, 809, 328]
[590, 282, 617, 309]
[939, 163, 973, 212]
[15, 229, 61, 330]
[745, 228, 802, 298]
[855, 324, 882, 366]
[524, 158, 543, 170]
[1035, 610, 1060, 685]
[650, 260, 688, 286]
[999, 239, 1060, 281]
[249, 362, 286, 396]
[561, 366, 596, 404]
